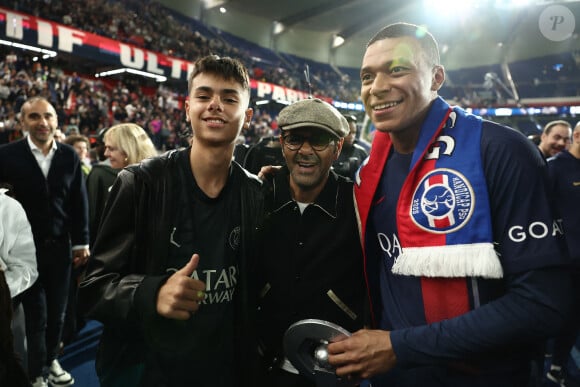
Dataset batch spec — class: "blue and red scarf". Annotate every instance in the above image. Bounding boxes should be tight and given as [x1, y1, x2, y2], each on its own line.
[354, 97, 502, 324]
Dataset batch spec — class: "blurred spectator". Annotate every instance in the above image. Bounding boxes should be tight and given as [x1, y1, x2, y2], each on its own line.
[63, 134, 92, 177]
[332, 115, 368, 179]
[53, 128, 66, 142]
[538, 120, 572, 158]
[86, 127, 118, 248]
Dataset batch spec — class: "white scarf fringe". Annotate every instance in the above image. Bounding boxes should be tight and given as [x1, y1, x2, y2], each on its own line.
[392, 243, 503, 279]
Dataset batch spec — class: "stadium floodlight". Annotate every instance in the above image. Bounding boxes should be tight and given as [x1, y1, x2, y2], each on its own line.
[0, 39, 57, 58]
[332, 34, 345, 48]
[202, 0, 227, 10]
[273, 21, 285, 35]
[95, 68, 167, 82]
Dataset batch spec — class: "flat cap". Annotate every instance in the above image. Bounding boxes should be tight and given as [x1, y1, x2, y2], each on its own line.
[277, 98, 349, 138]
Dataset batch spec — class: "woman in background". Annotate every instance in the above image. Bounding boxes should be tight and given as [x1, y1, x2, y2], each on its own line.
[103, 123, 158, 170]
[87, 123, 158, 244]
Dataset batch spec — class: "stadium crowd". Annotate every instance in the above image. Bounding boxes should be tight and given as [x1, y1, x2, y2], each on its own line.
[0, 0, 366, 149]
[9, 0, 361, 102]
[0, 47, 284, 149]
[3, 0, 579, 148]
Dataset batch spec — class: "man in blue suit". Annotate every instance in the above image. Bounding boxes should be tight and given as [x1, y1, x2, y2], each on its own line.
[0, 96, 89, 387]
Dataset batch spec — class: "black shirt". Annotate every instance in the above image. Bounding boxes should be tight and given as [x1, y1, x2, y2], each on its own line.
[149, 149, 242, 387]
[257, 167, 366, 362]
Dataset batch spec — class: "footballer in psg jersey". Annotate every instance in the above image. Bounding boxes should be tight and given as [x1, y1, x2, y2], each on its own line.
[326, 22, 572, 387]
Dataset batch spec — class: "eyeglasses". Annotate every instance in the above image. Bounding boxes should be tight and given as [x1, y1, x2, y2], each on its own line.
[282, 133, 336, 151]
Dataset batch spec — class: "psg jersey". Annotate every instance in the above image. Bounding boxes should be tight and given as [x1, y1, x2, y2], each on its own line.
[363, 120, 569, 386]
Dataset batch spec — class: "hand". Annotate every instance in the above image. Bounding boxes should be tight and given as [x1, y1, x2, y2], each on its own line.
[72, 247, 90, 269]
[327, 329, 397, 380]
[156, 254, 206, 320]
[257, 165, 282, 180]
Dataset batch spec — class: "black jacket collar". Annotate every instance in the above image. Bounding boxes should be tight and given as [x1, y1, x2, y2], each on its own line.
[270, 166, 340, 218]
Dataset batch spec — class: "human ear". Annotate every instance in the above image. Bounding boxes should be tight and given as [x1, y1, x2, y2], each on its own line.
[431, 65, 445, 91]
[334, 138, 344, 160]
[185, 100, 191, 122]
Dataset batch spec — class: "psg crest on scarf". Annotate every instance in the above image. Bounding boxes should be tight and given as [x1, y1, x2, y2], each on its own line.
[410, 168, 475, 233]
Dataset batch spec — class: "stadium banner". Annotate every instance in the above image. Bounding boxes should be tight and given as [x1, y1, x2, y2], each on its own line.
[251, 79, 322, 104]
[0, 7, 193, 81]
[0, 7, 333, 105]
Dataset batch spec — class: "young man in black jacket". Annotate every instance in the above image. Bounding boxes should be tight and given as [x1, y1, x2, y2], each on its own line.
[79, 55, 264, 387]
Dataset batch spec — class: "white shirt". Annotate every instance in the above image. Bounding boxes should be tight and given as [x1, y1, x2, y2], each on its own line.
[0, 189, 38, 298]
[27, 135, 57, 178]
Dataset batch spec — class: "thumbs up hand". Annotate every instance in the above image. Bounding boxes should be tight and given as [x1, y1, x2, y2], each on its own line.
[156, 254, 206, 320]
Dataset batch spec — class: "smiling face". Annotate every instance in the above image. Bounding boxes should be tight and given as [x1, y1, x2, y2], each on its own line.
[185, 73, 252, 148]
[281, 127, 343, 203]
[539, 123, 572, 157]
[20, 98, 58, 148]
[360, 36, 444, 142]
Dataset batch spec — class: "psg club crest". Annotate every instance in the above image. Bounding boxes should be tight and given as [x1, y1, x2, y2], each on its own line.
[411, 168, 475, 234]
[229, 226, 240, 250]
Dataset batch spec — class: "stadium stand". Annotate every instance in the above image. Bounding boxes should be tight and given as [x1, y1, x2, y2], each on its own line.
[1, 0, 579, 147]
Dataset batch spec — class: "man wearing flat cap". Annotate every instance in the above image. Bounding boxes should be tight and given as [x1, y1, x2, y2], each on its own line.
[256, 98, 366, 386]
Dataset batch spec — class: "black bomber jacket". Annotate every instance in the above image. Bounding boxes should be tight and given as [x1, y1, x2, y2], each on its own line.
[78, 147, 264, 385]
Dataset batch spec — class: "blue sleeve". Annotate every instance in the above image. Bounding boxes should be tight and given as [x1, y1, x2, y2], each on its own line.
[547, 153, 580, 263]
[391, 266, 571, 365]
[480, 121, 568, 273]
